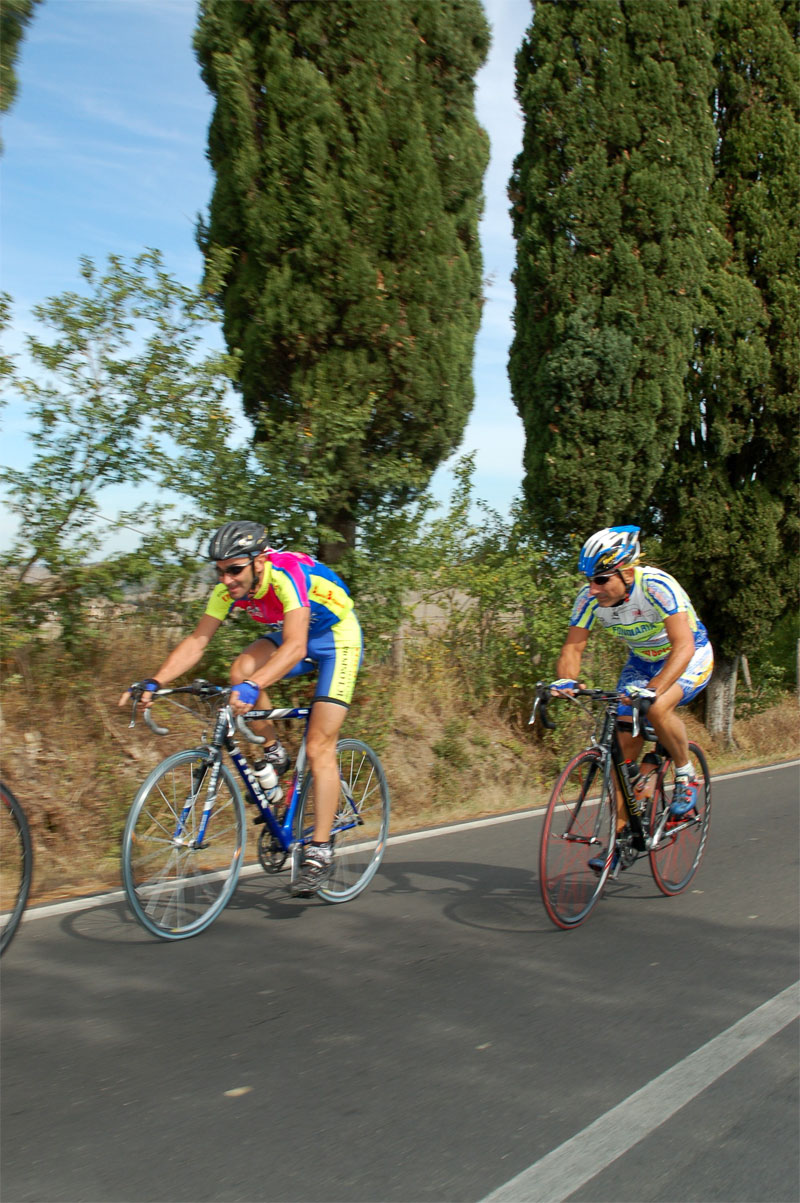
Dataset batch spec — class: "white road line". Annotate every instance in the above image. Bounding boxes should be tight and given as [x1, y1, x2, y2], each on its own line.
[480, 981, 800, 1203]
[17, 759, 800, 923]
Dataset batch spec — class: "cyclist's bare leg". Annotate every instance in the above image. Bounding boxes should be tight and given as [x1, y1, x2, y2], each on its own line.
[614, 684, 692, 829]
[230, 638, 282, 743]
[613, 727, 643, 832]
[644, 682, 691, 767]
[615, 683, 690, 818]
[305, 699, 349, 843]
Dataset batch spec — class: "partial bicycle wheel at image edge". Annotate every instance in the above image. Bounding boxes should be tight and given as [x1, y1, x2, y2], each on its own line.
[0, 783, 33, 955]
[649, 742, 711, 894]
[296, 738, 390, 903]
[121, 749, 246, 940]
[539, 749, 615, 929]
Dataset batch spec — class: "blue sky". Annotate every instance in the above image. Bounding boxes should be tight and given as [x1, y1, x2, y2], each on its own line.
[1, 0, 532, 551]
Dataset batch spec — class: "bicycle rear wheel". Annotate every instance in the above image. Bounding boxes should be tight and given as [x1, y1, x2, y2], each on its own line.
[0, 783, 33, 955]
[648, 742, 711, 895]
[121, 750, 246, 940]
[296, 739, 390, 903]
[539, 749, 615, 929]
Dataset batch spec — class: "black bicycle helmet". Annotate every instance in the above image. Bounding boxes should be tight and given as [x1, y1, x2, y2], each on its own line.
[207, 520, 269, 561]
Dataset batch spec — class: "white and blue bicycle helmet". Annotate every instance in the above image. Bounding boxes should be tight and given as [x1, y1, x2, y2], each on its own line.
[578, 525, 641, 577]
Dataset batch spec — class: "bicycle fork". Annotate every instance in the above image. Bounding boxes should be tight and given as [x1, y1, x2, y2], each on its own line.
[174, 753, 223, 849]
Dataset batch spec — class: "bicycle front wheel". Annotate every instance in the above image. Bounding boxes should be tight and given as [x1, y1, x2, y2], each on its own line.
[121, 750, 246, 940]
[649, 742, 711, 895]
[0, 783, 33, 956]
[539, 749, 615, 929]
[296, 739, 390, 903]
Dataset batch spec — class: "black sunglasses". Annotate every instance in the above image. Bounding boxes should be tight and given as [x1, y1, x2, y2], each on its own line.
[590, 572, 615, 585]
[215, 562, 250, 579]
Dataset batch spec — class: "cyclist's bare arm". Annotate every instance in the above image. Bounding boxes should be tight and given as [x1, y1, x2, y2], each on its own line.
[553, 627, 590, 692]
[229, 607, 311, 717]
[117, 614, 222, 708]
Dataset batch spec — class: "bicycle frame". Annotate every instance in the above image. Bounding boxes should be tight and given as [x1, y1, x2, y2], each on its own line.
[534, 682, 711, 928]
[123, 680, 391, 938]
[227, 705, 310, 852]
[531, 684, 700, 855]
[593, 698, 649, 851]
[146, 696, 365, 856]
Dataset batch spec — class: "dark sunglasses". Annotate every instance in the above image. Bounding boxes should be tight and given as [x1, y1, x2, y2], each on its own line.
[215, 562, 250, 579]
[590, 572, 614, 585]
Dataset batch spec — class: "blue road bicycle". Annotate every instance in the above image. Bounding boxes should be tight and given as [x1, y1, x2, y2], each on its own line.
[121, 680, 390, 940]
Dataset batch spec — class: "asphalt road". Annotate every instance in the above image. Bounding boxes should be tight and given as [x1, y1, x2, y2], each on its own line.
[1, 762, 798, 1203]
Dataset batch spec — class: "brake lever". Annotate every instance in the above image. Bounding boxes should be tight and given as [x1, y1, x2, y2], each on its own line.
[529, 685, 556, 730]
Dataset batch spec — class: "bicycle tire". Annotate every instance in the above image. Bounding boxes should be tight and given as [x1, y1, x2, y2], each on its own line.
[539, 749, 616, 929]
[121, 749, 246, 940]
[296, 738, 390, 903]
[648, 741, 711, 895]
[0, 783, 33, 955]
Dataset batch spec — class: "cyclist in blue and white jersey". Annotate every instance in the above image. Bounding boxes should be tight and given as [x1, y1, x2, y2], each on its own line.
[119, 521, 363, 896]
[550, 526, 713, 859]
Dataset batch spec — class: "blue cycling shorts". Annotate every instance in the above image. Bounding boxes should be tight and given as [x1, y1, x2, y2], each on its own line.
[617, 642, 714, 718]
[261, 610, 363, 708]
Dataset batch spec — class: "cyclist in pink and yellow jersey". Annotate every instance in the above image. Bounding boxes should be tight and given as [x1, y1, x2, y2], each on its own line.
[550, 526, 713, 868]
[119, 521, 363, 896]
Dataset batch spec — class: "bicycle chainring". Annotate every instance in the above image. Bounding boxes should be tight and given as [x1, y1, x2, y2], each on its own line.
[617, 829, 639, 868]
[257, 827, 288, 874]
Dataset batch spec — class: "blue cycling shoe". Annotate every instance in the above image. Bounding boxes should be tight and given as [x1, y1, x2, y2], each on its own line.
[670, 778, 699, 817]
[588, 847, 620, 873]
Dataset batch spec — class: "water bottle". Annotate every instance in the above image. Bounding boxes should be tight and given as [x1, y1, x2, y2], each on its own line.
[631, 759, 657, 811]
[253, 758, 283, 805]
[624, 760, 645, 815]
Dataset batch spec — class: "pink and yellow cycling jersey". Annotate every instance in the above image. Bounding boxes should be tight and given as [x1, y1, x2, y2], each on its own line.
[569, 566, 710, 663]
[204, 550, 354, 633]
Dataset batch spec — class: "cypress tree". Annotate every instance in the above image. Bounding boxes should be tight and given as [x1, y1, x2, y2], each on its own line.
[508, 0, 717, 539]
[655, 0, 800, 739]
[194, 0, 489, 560]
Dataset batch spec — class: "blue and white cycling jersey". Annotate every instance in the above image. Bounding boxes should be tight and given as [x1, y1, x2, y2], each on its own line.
[569, 566, 710, 662]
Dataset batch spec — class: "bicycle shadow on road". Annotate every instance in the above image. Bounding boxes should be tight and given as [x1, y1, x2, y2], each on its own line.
[375, 852, 671, 936]
[55, 868, 310, 946]
[52, 846, 685, 947]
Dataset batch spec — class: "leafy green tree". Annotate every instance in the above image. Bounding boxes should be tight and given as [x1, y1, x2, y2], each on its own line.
[654, 0, 800, 740]
[508, 0, 717, 538]
[0, 251, 240, 652]
[0, 0, 41, 141]
[194, 0, 489, 561]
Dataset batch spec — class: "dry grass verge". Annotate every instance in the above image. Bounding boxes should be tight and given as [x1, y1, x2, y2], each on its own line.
[1, 635, 797, 906]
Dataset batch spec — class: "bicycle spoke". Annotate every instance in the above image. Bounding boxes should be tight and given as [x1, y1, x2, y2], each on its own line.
[296, 739, 390, 903]
[649, 743, 711, 894]
[539, 750, 614, 928]
[122, 752, 245, 939]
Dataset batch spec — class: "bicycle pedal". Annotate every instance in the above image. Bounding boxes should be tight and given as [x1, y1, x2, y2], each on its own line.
[252, 814, 267, 825]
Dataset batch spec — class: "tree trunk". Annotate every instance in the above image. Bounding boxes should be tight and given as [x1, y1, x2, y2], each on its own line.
[705, 655, 738, 746]
[317, 509, 356, 566]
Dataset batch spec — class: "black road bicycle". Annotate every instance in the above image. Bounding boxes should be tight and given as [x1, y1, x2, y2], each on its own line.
[1, 783, 33, 955]
[530, 683, 711, 930]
